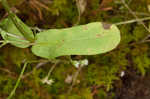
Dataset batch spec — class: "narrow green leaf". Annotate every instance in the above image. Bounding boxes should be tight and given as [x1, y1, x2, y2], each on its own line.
[32, 22, 120, 59]
[1, 0, 34, 42]
[0, 16, 34, 48]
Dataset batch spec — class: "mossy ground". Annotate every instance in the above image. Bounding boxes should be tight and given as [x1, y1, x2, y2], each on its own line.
[0, 0, 150, 99]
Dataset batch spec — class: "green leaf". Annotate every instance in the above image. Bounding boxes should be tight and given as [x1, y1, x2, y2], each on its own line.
[32, 22, 120, 59]
[0, 16, 34, 48]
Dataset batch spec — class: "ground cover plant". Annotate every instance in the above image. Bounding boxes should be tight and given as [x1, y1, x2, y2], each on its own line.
[0, 0, 150, 99]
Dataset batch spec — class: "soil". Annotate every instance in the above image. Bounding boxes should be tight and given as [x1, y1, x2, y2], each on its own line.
[115, 68, 150, 99]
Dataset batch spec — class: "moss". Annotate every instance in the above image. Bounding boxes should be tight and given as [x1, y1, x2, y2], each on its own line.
[0, 0, 150, 98]
[0, 75, 14, 95]
[18, 89, 40, 99]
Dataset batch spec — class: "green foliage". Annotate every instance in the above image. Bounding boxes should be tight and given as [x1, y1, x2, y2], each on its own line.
[131, 44, 150, 76]
[132, 25, 147, 41]
[32, 22, 120, 59]
[48, 0, 68, 16]
[18, 89, 40, 99]
[0, 0, 150, 99]
[90, 0, 100, 10]
[98, 89, 107, 99]
[86, 63, 119, 91]
[59, 88, 92, 99]
[0, 15, 34, 48]
[0, 75, 14, 95]
[0, 11, 120, 59]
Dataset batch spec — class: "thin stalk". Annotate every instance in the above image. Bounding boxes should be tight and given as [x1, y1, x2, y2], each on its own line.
[7, 62, 28, 99]
[47, 60, 59, 79]
[66, 65, 82, 99]
[1, 0, 34, 42]
[115, 17, 150, 25]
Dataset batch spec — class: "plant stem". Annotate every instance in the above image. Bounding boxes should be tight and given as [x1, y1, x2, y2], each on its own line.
[7, 62, 28, 99]
[1, 0, 34, 42]
[115, 17, 150, 25]
[47, 60, 59, 79]
[67, 66, 82, 95]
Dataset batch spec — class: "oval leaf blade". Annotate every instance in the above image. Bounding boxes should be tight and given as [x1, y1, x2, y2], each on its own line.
[32, 22, 120, 59]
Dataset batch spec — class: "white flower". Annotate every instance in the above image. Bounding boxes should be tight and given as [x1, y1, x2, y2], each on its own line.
[80, 59, 88, 66]
[72, 60, 80, 68]
[120, 71, 125, 77]
[41, 76, 54, 85]
[72, 59, 89, 68]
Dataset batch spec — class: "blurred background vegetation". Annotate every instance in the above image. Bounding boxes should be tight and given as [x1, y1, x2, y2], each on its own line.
[1, 0, 150, 99]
